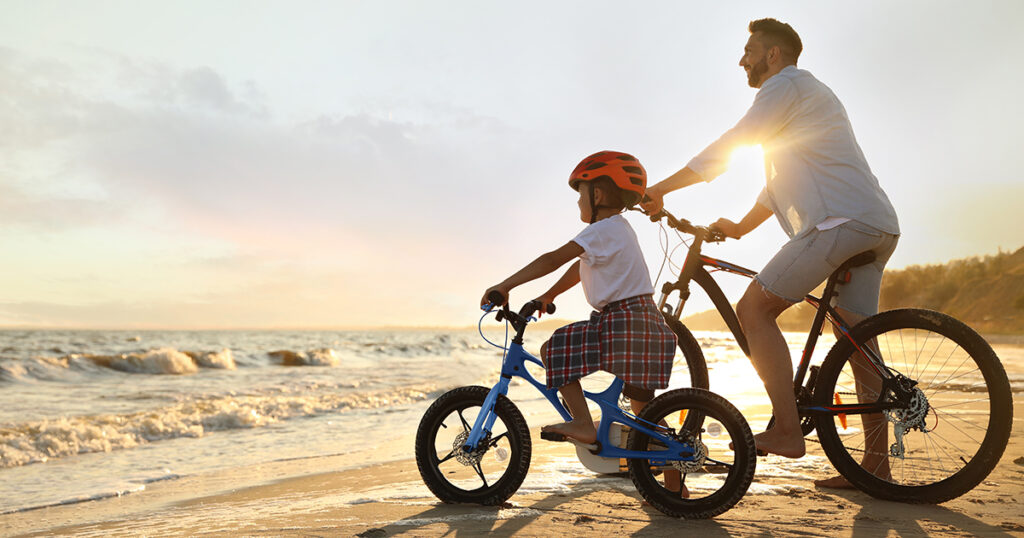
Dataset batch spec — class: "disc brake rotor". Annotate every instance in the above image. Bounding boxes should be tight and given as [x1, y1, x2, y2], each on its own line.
[672, 434, 708, 473]
[452, 430, 489, 467]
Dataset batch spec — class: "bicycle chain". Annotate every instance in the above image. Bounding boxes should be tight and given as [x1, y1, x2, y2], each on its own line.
[801, 395, 915, 459]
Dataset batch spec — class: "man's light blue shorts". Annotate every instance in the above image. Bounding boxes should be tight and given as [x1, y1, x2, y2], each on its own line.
[754, 220, 899, 317]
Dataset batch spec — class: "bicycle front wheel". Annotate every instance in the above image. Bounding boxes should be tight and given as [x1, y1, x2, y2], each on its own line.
[813, 309, 1013, 503]
[414, 386, 531, 505]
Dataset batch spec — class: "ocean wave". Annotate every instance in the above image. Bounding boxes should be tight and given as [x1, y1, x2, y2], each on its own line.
[268, 348, 339, 366]
[0, 348, 237, 382]
[0, 385, 435, 469]
[87, 348, 202, 375]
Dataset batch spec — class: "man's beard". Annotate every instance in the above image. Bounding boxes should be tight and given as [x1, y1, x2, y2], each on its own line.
[747, 56, 769, 88]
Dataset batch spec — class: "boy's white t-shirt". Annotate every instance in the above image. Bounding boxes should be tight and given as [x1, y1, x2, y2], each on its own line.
[571, 214, 655, 310]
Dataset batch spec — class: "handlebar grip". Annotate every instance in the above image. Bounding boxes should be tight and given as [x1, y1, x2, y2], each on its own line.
[486, 290, 506, 307]
[519, 300, 556, 319]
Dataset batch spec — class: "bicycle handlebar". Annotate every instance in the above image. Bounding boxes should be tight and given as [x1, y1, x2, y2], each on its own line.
[484, 290, 556, 322]
[646, 209, 727, 243]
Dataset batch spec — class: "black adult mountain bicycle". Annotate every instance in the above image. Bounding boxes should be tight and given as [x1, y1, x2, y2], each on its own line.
[644, 208, 1013, 504]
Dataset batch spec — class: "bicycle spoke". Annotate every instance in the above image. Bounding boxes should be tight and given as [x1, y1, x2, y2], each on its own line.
[472, 462, 489, 488]
[489, 431, 509, 446]
[702, 458, 733, 470]
[457, 409, 472, 431]
[929, 398, 991, 410]
[437, 449, 458, 465]
[931, 411, 987, 445]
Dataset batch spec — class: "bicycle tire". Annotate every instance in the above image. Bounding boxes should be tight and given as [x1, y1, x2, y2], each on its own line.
[662, 314, 710, 390]
[415, 386, 531, 505]
[812, 309, 1012, 503]
[627, 388, 756, 518]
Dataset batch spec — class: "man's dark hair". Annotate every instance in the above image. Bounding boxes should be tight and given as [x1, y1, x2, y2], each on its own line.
[749, 18, 802, 64]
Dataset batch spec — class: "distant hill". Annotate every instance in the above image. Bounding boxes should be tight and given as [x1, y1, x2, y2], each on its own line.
[683, 247, 1024, 335]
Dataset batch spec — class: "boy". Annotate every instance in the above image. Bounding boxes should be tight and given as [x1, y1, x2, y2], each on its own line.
[481, 150, 677, 445]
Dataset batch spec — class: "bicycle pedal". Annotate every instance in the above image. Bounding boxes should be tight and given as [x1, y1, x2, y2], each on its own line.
[540, 431, 567, 442]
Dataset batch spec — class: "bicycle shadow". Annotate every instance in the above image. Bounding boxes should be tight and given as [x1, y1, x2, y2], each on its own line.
[371, 474, 735, 536]
[821, 488, 1016, 537]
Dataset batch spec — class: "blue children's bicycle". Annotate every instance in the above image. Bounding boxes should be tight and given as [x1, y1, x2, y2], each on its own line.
[414, 292, 757, 519]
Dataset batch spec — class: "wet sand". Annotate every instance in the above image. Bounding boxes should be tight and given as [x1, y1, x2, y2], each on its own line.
[4, 406, 1023, 538]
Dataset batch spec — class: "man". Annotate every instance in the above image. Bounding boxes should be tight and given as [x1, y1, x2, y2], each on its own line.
[642, 18, 899, 488]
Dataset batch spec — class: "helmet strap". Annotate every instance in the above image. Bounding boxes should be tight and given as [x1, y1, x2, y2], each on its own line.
[588, 184, 598, 225]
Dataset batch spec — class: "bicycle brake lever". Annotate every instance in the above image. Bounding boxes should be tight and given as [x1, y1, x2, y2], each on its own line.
[705, 227, 727, 243]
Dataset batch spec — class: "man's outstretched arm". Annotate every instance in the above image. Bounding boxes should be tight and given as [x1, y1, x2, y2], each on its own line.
[641, 167, 704, 214]
[712, 202, 773, 239]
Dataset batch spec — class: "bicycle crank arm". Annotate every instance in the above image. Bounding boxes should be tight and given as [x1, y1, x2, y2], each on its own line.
[540, 430, 599, 452]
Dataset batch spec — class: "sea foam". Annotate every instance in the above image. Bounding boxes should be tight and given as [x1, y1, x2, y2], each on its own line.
[0, 384, 435, 469]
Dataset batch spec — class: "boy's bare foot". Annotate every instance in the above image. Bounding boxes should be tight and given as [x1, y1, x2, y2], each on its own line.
[641, 470, 690, 507]
[752, 429, 805, 458]
[641, 489, 690, 507]
[813, 475, 856, 489]
[542, 420, 597, 444]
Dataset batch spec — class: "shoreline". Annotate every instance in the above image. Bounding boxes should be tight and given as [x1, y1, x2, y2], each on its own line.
[4, 418, 1023, 537]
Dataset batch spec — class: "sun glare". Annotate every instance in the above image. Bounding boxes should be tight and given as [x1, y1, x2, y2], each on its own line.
[728, 145, 764, 172]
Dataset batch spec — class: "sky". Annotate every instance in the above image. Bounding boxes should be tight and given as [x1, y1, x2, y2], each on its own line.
[0, 1, 1021, 329]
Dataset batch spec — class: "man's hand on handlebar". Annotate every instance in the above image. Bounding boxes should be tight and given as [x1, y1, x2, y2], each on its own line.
[710, 218, 744, 239]
[640, 191, 664, 215]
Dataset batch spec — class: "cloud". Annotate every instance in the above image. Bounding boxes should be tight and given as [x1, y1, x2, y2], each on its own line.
[0, 47, 525, 247]
[0, 182, 115, 231]
[0, 47, 549, 327]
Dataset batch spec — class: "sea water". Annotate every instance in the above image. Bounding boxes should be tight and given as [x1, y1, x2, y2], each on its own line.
[1, 327, 1021, 515]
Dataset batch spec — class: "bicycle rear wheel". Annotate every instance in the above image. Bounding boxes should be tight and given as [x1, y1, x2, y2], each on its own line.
[662, 314, 709, 390]
[627, 388, 756, 518]
[813, 309, 1012, 503]
[415, 386, 531, 505]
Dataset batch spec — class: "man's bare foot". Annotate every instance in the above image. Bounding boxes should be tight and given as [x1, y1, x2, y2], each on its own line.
[752, 429, 805, 458]
[813, 475, 857, 489]
[541, 420, 597, 444]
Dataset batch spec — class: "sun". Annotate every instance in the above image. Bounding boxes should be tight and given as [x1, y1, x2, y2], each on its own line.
[728, 145, 764, 173]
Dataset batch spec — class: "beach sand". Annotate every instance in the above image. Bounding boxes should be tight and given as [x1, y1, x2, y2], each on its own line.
[4, 397, 1023, 538]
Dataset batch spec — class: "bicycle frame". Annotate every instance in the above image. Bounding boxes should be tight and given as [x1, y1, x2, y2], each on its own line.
[462, 325, 697, 465]
[655, 217, 903, 418]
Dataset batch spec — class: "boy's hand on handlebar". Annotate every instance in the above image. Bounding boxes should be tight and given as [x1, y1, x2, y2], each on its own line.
[481, 287, 509, 310]
[711, 218, 743, 239]
[532, 296, 555, 318]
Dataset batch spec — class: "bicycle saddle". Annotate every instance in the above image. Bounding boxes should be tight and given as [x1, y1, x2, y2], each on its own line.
[839, 251, 876, 272]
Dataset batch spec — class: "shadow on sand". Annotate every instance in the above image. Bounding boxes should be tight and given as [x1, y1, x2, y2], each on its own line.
[372, 474, 736, 537]
[822, 488, 1018, 538]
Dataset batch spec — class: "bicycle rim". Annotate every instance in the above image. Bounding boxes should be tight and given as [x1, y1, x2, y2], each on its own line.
[814, 309, 1012, 502]
[415, 386, 530, 504]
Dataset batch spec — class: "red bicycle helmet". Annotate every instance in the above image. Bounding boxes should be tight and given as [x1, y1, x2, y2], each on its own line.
[568, 150, 647, 207]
